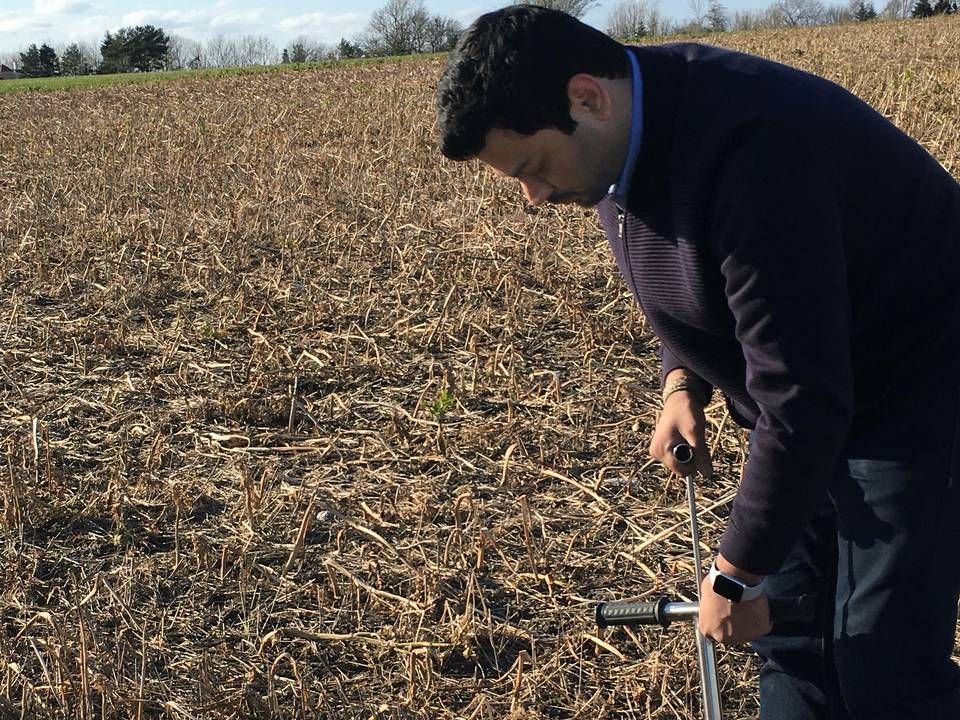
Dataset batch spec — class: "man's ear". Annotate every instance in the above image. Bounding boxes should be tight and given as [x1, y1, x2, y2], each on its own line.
[566, 73, 611, 121]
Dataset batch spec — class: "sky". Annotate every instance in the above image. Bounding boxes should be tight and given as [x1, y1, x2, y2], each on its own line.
[0, 0, 776, 54]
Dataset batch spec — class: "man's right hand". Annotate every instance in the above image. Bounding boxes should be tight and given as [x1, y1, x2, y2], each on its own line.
[649, 370, 714, 478]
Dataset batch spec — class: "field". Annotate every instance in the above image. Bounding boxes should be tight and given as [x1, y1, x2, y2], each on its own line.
[1, 15, 958, 720]
[0, 55, 442, 95]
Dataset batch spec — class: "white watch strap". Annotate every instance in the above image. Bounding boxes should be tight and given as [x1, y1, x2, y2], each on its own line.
[708, 561, 765, 602]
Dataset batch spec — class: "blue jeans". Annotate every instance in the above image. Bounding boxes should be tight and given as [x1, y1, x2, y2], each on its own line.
[750, 378, 960, 720]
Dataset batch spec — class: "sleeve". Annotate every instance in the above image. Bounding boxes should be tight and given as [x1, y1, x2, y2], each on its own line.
[659, 345, 713, 402]
[712, 125, 854, 575]
[660, 344, 686, 385]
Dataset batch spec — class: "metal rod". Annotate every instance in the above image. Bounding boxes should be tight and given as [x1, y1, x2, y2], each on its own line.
[658, 601, 700, 621]
[682, 456, 723, 720]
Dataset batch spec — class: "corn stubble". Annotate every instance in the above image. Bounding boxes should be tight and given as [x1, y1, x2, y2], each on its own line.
[0, 16, 957, 720]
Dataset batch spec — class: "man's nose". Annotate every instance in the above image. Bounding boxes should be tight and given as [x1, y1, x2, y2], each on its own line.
[519, 178, 551, 206]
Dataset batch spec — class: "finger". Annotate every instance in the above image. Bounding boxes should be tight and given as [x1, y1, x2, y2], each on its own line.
[668, 437, 701, 476]
[694, 442, 714, 479]
[662, 437, 693, 476]
[701, 621, 729, 645]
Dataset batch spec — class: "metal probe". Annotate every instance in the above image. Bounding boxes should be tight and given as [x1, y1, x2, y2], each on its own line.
[672, 442, 723, 720]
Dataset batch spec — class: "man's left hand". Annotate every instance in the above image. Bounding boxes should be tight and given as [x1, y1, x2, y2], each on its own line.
[698, 574, 772, 644]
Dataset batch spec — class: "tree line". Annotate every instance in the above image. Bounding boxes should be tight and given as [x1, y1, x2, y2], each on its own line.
[13, 26, 171, 78]
[4, 0, 956, 78]
[603, 0, 956, 38]
[3, 0, 462, 78]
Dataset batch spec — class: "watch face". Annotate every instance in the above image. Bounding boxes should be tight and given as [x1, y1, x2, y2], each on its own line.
[713, 573, 745, 602]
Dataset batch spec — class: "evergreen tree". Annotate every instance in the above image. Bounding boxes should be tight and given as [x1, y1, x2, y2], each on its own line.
[911, 0, 934, 16]
[289, 41, 309, 63]
[60, 43, 88, 75]
[17, 44, 59, 77]
[337, 38, 364, 59]
[101, 25, 169, 73]
[100, 30, 131, 73]
[18, 44, 42, 78]
[38, 44, 59, 76]
[282, 48, 290, 63]
[932, 0, 955, 12]
[855, 1, 878, 19]
[127, 25, 169, 71]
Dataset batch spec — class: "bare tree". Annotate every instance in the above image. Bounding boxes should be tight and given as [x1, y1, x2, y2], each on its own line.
[775, 0, 827, 25]
[608, 0, 672, 37]
[731, 9, 758, 29]
[362, 0, 432, 56]
[203, 35, 277, 68]
[167, 34, 203, 70]
[834, 0, 867, 21]
[1, 51, 21, 70]
[688, 0, 710, 27]
[205, 35, 240, 68]
[76, 40, 101, 72]
[513, 0, 599, 18]
[824, 3, 851, 21]
[732, 5, 791, 28]
[287, 36, 335, 62]
[237, 35, 279, 66]
[423, 16, 463, 52]
[882, 0, 913, 16]
[707, 0, 729, 30]
[607, 0, 650, 37]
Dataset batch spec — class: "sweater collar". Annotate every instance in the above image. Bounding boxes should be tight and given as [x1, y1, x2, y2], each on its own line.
[608, 47, 644, 211]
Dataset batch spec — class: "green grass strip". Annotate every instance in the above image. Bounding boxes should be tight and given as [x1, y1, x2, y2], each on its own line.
[0, 52, 445, 94]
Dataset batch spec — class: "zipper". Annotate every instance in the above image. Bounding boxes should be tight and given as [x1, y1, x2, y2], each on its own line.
[616, 204, 640, 307]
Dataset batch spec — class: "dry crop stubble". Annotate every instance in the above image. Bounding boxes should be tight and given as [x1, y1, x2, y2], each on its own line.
[0, 15, 958, 720]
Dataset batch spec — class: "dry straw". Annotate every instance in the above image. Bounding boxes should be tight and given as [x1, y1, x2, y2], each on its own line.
[0, 15, 958, 720]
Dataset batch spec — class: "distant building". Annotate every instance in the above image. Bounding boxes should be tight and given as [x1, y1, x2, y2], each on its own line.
[0, 64, 21, 80]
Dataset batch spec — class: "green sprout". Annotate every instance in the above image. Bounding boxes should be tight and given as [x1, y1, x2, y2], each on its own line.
[428, 388, 455, 420]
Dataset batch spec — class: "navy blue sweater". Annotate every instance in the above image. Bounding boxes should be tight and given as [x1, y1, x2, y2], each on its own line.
[597, 43, 960, 575]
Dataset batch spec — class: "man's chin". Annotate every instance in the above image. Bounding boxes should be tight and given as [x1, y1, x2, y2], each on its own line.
[576, 190, 608, 207]
[551, 190, 605, 208]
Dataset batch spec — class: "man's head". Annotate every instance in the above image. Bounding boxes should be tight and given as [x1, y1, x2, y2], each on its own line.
[435, 5, 632, 207]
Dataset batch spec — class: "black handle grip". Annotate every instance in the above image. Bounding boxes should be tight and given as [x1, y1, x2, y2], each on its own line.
[595, 595, 815, 629]
[595, 598, 672, 628]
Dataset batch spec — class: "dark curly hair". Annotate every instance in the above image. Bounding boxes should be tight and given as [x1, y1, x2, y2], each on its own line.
[436, 5, 629, 160]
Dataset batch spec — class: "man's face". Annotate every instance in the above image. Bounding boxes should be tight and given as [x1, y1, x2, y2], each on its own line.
[477, 124, 614, 208]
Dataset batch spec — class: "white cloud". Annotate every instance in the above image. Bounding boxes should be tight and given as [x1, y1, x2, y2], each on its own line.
[210, 7, 263, 27]
[32, 0, 89, 16]
[0, 12, 41, 33]
[120, 8, 208, 27]
[276, 11, 364, 42]
[117, 5, 264, 33]
[63, 12, 112, 37]
[277, 11, 361, 31]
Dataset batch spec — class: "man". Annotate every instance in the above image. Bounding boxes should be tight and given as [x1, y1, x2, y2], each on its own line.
[435, 6, 960, 720]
